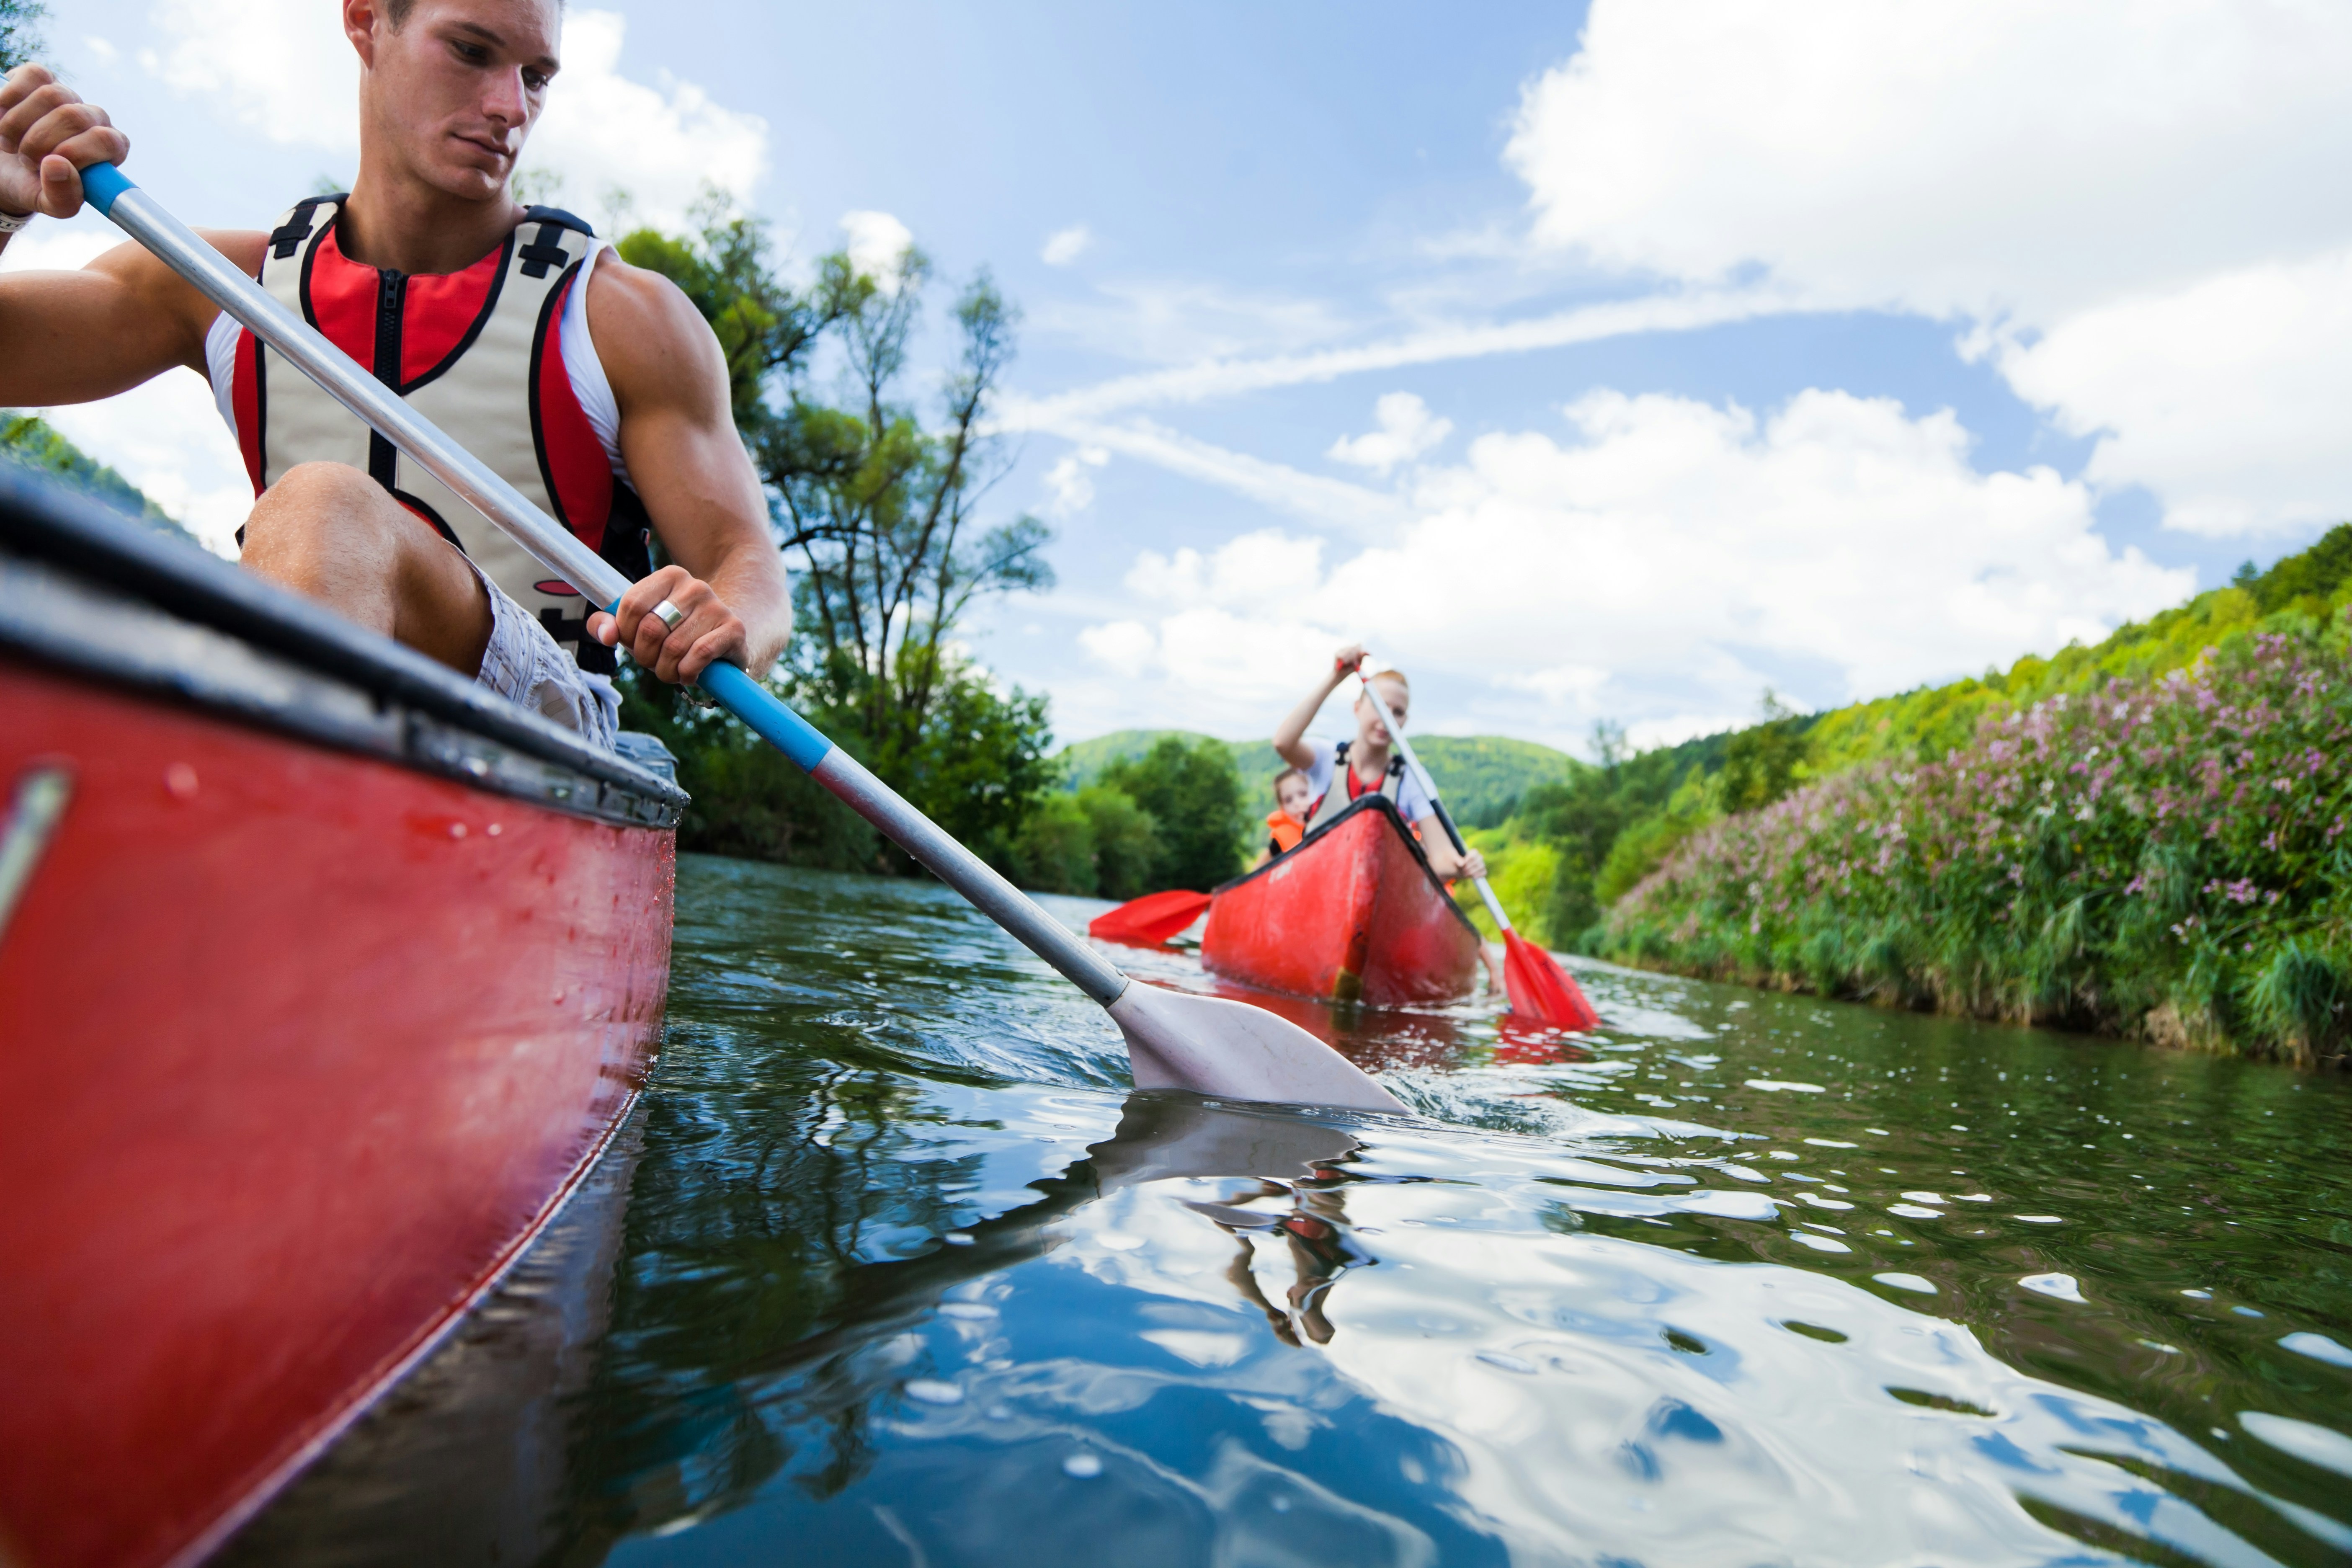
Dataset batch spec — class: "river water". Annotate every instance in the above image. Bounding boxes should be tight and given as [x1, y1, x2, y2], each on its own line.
[234, 854, 2352, 1567]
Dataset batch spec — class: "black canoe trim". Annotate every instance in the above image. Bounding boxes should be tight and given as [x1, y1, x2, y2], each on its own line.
[1210, 792, 1481, 938]
[0, 466, 684, 829]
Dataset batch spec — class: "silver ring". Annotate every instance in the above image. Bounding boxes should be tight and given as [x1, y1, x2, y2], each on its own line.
[651, 598, 686, 631]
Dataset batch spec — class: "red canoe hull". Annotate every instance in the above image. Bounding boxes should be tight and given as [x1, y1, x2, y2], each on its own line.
[0, 664, 673, 1568]
[0, 470, 686, 1568]
[1199, 795, 1480, 1008]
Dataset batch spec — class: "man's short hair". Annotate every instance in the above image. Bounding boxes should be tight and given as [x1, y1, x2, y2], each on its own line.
[383, 0, 562, 30]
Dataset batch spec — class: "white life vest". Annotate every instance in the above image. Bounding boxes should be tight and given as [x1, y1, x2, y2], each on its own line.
[225, 195, 652, 671]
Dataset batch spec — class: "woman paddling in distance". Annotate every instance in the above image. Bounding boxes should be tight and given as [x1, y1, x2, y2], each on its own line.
[1273, 645, 1510, 990]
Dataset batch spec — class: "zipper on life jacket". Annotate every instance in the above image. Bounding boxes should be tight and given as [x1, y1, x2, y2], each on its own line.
[367, 268, 406, 490]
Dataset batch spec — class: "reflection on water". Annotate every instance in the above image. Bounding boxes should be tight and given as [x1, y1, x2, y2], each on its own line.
[235, 856, 2352, 1566]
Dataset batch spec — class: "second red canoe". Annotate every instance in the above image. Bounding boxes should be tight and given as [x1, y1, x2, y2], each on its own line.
[1200, 794, 1481, 1008]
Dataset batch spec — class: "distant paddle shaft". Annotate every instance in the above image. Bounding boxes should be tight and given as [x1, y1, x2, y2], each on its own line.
[81, 160, 1405, 1113]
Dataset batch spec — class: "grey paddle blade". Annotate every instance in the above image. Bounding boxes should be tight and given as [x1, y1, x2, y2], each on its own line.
[1108, 983, 1407, 1113]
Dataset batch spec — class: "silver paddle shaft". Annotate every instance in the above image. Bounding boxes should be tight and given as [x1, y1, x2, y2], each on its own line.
[1359, 672, 1513, 934]
[102, 185, 630, 610]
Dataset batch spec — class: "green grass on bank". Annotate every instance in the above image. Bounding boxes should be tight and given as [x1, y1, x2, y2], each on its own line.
[1583, 525, 2352, 1063]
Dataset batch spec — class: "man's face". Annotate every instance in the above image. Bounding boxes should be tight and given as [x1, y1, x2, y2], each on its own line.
[351, 0, 561, 201]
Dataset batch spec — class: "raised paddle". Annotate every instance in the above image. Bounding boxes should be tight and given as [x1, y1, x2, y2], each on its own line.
[1355, 665, 1602, 1032]
[79, 161, 1405, 1115]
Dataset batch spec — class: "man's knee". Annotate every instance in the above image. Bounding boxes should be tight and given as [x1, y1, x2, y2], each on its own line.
[244, 462, 404, 552]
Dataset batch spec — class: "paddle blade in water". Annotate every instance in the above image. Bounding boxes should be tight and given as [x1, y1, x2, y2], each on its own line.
[1108, 983, 1406, 1113]
[1502, 931, 1600, 1030]
[1089, 889, 1213, 948]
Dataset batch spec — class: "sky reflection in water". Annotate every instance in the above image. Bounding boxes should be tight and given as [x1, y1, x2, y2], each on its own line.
[233, 856, 2352, 1568]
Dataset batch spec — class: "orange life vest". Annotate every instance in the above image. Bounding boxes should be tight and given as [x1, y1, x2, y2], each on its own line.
[1265, 809, 1306, 856]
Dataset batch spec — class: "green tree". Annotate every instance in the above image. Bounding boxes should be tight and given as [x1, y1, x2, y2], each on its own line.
[1099, 736, 1246, 892]
[616, 206, 1060, 872]
[764, 252, 1053, 777]
[1009, 784, 1162, 899]
[1716, 690, 1812, 812]
[0, 0, 44, 71]
[1082, 786, 1162, 899]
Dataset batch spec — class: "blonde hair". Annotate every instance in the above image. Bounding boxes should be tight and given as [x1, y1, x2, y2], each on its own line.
[1358, 668, 1409, 703]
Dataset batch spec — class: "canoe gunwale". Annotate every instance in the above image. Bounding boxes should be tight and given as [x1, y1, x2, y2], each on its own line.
[0, 466, 684, 828]
[1212, 792, 1480, 941]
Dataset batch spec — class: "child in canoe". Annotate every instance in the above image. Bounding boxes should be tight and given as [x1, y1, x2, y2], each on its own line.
[1251, 767, 1316, 868]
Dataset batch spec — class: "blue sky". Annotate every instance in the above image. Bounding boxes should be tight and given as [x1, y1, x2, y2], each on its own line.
[15, 0, 2352, 752]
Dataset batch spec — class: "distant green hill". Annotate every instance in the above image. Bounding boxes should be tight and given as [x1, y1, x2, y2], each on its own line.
[2, 412, 195, 544]
[1053, 727, 1583, 825]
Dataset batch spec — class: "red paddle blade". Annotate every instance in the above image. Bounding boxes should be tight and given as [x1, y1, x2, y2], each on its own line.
[1502, 931, 1600, 1030]
[1088, 889, 1214, 949]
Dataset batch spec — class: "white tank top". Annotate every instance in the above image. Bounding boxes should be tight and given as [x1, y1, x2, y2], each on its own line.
[205, 241, 629, 482]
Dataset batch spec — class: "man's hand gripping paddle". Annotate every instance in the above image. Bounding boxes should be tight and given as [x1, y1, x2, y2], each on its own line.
[1356, 662, 1601, 1032]
[78, 160, 1406, 1115]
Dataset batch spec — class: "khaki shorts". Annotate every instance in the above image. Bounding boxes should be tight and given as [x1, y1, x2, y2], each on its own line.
[468, 560, 619, 749]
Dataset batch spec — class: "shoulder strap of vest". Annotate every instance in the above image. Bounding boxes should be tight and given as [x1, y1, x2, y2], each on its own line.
[1308, 740, 1353, 825]
[516, 205, 596, 279]
[264, 194, 346, 263]
[1380, 755, 1404, 801]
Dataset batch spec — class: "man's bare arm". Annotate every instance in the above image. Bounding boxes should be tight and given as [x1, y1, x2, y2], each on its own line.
[586, 252, 791, 686]
[0, 66, 258, 405]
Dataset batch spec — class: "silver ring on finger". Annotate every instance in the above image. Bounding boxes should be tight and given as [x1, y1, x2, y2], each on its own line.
[651, 598, 686, 631]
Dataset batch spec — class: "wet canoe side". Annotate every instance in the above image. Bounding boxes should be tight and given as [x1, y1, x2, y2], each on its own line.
[1199, 795, 1480, 1008]
[0, 468, 684, 1568]
[0, 663, 674, 1568]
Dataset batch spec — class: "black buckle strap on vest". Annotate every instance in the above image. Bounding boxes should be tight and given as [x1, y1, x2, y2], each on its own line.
[516, 205, 594, 279]
[267, 194, 343, 260]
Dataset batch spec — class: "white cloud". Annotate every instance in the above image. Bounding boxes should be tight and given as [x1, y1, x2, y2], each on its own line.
[146, 0, 358, 149]
[1993, 250, 2352, 538]
[1076, 619, 1156, 679]
[1504, 0, 2352, 536]
[840, 209, 915, 290]
[1029, 276, 1364, 369]
[84, 36, 121, 65]
[1328, 392, 1453, 476]
[1043, 445, 1109, 518]
[142, 4, 764, 230]
[1041, 224, 1092, 266]
[1003, 285, 1786, 426]
[524, 12, 766, 230]
[1031, 415, 1404, 537]
[1074, 389, 2190, 743]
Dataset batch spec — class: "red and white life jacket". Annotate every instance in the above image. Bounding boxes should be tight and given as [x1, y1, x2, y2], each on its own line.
[1306, 739, 1403, 825]
[223, 195, 652, 672]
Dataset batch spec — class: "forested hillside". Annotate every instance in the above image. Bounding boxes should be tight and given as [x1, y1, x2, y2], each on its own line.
[1053, 729, 1579, 827]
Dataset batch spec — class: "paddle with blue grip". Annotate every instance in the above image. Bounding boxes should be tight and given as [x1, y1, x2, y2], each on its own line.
[79, 159, 1404, 1113]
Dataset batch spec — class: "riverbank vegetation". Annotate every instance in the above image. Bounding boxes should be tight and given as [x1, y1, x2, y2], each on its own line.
[1575, 529, 2352, 1063]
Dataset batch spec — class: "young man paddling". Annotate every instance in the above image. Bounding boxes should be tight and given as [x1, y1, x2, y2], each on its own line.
[0, 0, 790, 745]
[1271, 643, 1488, 884]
